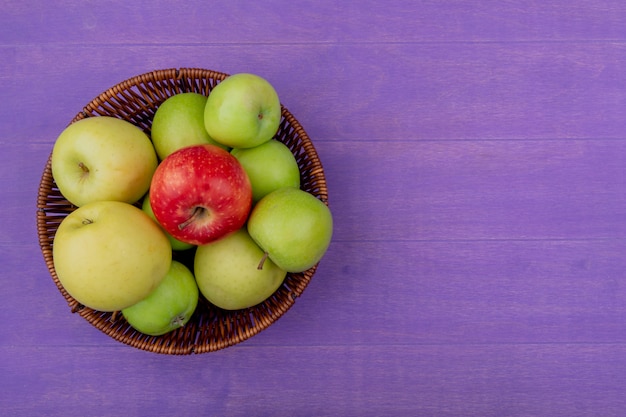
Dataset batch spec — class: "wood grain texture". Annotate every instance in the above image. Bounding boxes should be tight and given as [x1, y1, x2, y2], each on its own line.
[4, 42, 626, 144]
[3, 0, 626, 44]
[2, 343, 626, 416]
[3, 1, 626, 416]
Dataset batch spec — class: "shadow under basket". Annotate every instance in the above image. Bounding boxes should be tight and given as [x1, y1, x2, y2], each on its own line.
[36, 68, 329, 355]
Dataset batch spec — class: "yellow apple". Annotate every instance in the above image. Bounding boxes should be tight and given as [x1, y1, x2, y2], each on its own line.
[53, 201, 172, 312]
[194, 228, 286, 310]
[51, 116, 158, 207]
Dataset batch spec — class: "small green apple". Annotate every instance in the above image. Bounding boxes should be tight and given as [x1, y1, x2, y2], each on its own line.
[151, 92, 228, 160]
[204, 73, 281, 149]
[194, 228, 286, 310]
[231, 139, 300, 203]
[141, 193, 195, 251]
[122, 260, 199, 336]
[53, 201, 172, 312]
[51, 116, 158, 207]
[247, 188, 333, 273]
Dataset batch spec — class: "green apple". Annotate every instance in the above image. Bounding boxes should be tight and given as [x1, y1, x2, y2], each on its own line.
[194, 228, 286, 310]
[231, 139, 300, 203]
[53, 201, 172, 312]
[122, 260, 198, 336]
[141, 193, 195, 251]
[51, 116, 158, 207]
[248, 187, 333, 273]
[150, 92, 228, 160]
[204, 73, 281, 149]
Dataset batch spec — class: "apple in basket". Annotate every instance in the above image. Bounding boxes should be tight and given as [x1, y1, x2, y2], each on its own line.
[53, 201, 172, 312]
[122, 260, 199, 336]
[149, 144, 253, 245]
[194, 228, 286, 310]
[231, 139, 301, 203]
[204, 73, 282, 149]
[150, 92, 229, 160]
[51, 116, 158, 207]
[248, 187, 333, 273]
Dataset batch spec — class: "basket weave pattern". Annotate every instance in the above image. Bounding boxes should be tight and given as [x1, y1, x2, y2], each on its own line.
[36, 68, 328, 354]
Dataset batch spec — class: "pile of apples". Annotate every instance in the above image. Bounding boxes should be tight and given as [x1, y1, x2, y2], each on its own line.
[50, 73, 333, 336]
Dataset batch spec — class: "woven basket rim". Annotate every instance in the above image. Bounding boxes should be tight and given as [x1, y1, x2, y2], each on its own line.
[36, 67, 328, 355]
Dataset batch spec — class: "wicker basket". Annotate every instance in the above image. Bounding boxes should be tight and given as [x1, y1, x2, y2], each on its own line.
[36, 68, 328, 354]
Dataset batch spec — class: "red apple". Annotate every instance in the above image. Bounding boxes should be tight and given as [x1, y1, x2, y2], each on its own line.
[149, 144, 252, 245]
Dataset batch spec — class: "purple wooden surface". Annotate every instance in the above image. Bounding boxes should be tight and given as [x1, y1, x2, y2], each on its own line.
[3, 1, 626, 416]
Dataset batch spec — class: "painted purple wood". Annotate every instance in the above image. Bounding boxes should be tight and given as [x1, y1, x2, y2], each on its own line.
[3, 1, 626, 416]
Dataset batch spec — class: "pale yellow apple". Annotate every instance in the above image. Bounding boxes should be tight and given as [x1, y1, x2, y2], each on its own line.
[53, 201, 172, 312]
[51, 116, 158, 207]
[194, 228, 286, 310]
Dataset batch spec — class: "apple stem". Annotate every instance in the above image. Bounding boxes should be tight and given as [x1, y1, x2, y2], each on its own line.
[178, 206, 205, 230]
[257, 252, 269, 270]
[78, 162, 89, 173]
